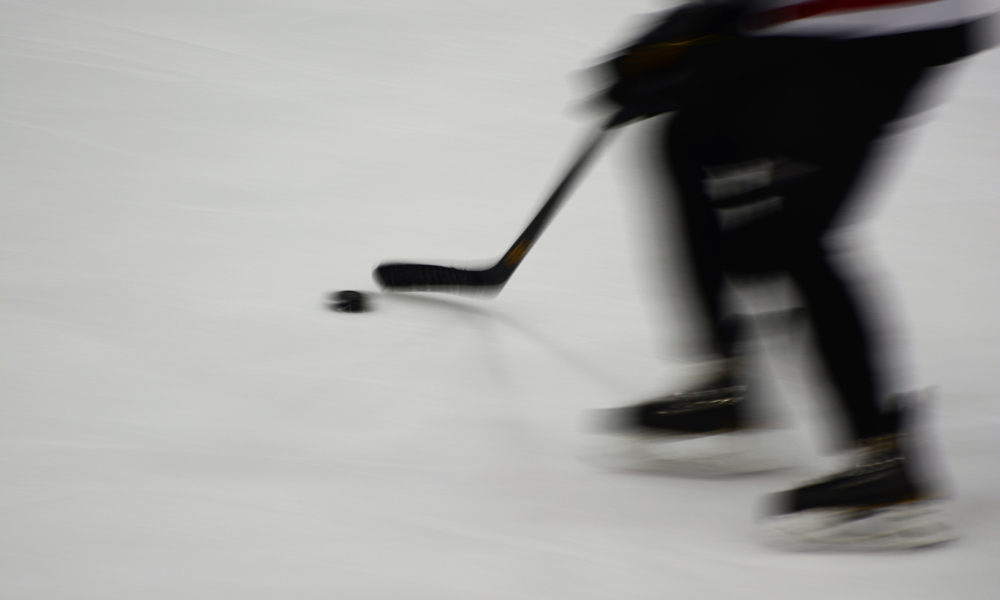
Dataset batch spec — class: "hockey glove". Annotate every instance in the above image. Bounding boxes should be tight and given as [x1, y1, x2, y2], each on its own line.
[602, 3, 743, 122]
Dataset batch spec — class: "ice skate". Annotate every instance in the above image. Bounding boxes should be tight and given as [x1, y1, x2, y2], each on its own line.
[585, 361, 795, 476]
[759, 433, 956, 550]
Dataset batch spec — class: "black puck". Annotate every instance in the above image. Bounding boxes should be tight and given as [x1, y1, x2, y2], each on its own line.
[330, 290, 368, 313]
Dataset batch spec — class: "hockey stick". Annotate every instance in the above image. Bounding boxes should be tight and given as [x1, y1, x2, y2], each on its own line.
[373, 111, 627, 295]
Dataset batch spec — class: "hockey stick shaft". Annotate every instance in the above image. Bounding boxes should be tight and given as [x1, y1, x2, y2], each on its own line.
[496, 118, 615, 269]
[374, 112, 625, 294]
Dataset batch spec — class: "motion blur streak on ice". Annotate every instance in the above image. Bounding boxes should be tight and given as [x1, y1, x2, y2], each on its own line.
[3, 0, 999, 597]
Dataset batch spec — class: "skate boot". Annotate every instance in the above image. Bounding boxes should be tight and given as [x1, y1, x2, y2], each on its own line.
[586, 361, 794, 475]
[760, 433, 956, 550]
[605, 374, 746, 434]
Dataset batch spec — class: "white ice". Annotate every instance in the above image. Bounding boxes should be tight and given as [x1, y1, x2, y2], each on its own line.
[3, 1, 999, 598]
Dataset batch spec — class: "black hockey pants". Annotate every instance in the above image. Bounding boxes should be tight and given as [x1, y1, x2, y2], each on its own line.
[657, 37, 928, 441]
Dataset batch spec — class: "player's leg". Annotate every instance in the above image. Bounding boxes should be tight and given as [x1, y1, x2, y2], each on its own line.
[754, 62, 956, 548]
[585, 103, 799, 475]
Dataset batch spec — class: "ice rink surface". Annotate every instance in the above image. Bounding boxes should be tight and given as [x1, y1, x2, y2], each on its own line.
[3, 1, 999, 598]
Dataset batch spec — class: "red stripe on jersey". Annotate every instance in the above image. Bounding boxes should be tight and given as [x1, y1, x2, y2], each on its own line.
[748, 0, 941, 28]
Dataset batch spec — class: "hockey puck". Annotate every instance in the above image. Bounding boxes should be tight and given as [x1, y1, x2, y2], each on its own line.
[330, 290, 368, 313]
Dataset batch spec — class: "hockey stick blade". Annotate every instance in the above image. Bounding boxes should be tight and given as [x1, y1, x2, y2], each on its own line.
[373, 261, 509, 296]
[373, 113, 622, 296]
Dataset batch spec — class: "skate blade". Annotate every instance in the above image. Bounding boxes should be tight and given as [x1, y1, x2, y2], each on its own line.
[759, 500, 957, 551]
[582, 428, 797, 477]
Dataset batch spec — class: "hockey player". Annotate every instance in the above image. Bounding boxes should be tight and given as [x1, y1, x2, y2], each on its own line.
[594, 0, 991, 549]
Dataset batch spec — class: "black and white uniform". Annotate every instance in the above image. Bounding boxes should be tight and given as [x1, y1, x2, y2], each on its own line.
[655, 0, 987, 440]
